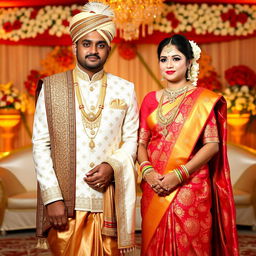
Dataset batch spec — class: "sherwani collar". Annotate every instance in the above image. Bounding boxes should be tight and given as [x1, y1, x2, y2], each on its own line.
[75, 64, 104, 82]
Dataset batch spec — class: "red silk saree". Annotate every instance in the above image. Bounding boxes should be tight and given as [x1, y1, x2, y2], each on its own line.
[139, 87, 239, 256]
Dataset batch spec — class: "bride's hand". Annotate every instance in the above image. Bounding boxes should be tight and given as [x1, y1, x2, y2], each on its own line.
[144, 171, 165, 194]
[157, 172, 180, 197]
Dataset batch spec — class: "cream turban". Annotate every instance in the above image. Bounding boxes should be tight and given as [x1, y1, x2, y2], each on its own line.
[69, 2, 116, 45]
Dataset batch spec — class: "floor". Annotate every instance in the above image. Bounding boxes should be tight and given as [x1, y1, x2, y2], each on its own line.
[0, 226, 255, 256]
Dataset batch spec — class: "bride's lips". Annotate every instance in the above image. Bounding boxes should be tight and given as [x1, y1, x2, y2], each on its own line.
[165, 70, 175, 75]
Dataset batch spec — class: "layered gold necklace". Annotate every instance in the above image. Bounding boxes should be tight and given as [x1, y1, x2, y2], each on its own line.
[157, 86, 188, 137]
[74, 70, 107, 150]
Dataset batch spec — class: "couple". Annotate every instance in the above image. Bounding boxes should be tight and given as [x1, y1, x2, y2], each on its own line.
[32, 2, 239, 256]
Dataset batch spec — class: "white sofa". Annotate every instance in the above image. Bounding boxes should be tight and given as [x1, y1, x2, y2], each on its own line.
[227, 143, 256, 229]
[0, 143, 255, 233]
[0, 147, 37, 234]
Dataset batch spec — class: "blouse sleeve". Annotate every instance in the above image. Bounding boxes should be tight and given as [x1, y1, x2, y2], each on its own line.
[202, 110, 220, 144]
[138, 92, 154, 145]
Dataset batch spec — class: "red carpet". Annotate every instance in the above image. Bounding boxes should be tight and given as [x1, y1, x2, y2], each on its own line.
[0, 233, 255, 255]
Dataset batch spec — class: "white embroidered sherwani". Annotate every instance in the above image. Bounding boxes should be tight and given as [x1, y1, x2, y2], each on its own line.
[32, 66, 139, 212]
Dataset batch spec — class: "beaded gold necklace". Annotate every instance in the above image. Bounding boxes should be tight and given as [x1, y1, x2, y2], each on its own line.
[74, 71, 107, 149]
[156, 86, 188, 137]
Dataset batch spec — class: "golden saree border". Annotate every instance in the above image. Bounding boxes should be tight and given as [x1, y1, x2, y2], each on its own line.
[36, 70, 76, 237]
[142, 88, 221, 253]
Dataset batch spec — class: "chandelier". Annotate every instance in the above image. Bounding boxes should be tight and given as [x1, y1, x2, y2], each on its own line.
[96, 0, 164, 41]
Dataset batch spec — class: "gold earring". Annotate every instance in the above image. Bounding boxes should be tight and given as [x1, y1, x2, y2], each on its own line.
[187, 67, 191, 80]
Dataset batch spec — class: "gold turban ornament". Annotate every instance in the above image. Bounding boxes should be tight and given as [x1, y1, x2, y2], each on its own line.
[69, 2, 116, 45]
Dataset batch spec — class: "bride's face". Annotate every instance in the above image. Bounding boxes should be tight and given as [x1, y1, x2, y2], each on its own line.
[159, 44, 189, 84]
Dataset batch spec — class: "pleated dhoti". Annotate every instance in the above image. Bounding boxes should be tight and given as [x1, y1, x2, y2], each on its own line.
[47, 211, 120, 256]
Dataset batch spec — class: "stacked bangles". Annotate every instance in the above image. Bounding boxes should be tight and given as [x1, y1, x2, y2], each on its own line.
[140, 161, 154, 179]
[173, 165, 190, 184]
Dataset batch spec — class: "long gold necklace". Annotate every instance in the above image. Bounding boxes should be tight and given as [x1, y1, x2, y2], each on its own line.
[74, 71, 107, 149]
[157, 86, 188, 137]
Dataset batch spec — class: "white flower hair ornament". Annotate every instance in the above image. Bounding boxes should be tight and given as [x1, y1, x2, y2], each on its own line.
[189, 40, 201, 86]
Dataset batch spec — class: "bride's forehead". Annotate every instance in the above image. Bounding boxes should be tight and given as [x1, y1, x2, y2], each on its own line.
[161, 45, 182, 57]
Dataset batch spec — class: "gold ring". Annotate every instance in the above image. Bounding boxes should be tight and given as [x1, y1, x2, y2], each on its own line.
[96, 183, 101, 188]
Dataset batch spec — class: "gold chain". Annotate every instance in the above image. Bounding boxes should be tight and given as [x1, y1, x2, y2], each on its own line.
[74, 70, 107, 149]
[156, 86, 188, 137]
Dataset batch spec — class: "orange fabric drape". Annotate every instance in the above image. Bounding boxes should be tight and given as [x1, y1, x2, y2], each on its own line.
[0, 37, 256, 151]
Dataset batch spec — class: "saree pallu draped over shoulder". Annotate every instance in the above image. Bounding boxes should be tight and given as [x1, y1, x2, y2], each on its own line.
[140, 88, 239, 256]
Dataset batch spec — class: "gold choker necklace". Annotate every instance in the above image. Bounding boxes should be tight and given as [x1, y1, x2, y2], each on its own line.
[164, 86, 188, 103]
[74, 70, 107, 150]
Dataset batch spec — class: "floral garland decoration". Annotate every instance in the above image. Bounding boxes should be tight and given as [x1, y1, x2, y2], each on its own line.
[0, 3, 255, 42]
[222, 65, 256, 115]
[0, 81, 27, 112]
[157, 3, 256, 37]
[189, 40, 201, 86]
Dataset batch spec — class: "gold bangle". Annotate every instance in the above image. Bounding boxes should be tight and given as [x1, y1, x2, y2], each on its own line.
[180, 165, 190, 178]
[174, 169, 183, 184]
[142, 167, 154, 179]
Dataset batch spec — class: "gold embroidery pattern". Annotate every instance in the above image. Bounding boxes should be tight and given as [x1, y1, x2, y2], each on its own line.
[203, 114, 219, 144]
[184, 218, 200, 236]
[176, 188, 195, 206]
[75, 197, 103, 211]
[179, 233, 189, 248]
[41, 186, 62, 203]
[174, 205, 185, 218]
[44, 71, 76, 208]
[197, 203, 207, 213]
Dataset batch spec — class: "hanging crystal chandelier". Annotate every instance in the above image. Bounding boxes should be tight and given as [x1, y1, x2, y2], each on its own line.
[96, 0, 164, 41]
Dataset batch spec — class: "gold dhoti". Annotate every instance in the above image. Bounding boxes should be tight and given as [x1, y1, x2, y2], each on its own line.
[47, 211, 120, 256]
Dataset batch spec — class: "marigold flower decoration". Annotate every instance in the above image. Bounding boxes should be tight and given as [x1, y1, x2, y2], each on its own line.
[222, 65, 256, 115]
[197, 51, 221, 91]
[0, 82, 27, 112]
[41, 46, 75, 76]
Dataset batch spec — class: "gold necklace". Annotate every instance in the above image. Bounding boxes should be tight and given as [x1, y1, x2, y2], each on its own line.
[156, 86, 188, 137]
[164, 86, 188, 103]
[74, 71, 107, 149]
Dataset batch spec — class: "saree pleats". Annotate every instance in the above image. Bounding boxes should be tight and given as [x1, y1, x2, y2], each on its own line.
[47, 211, 120, 256]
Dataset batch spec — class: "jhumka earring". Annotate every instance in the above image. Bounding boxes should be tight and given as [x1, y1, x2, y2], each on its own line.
[187, 66, 192, 80]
